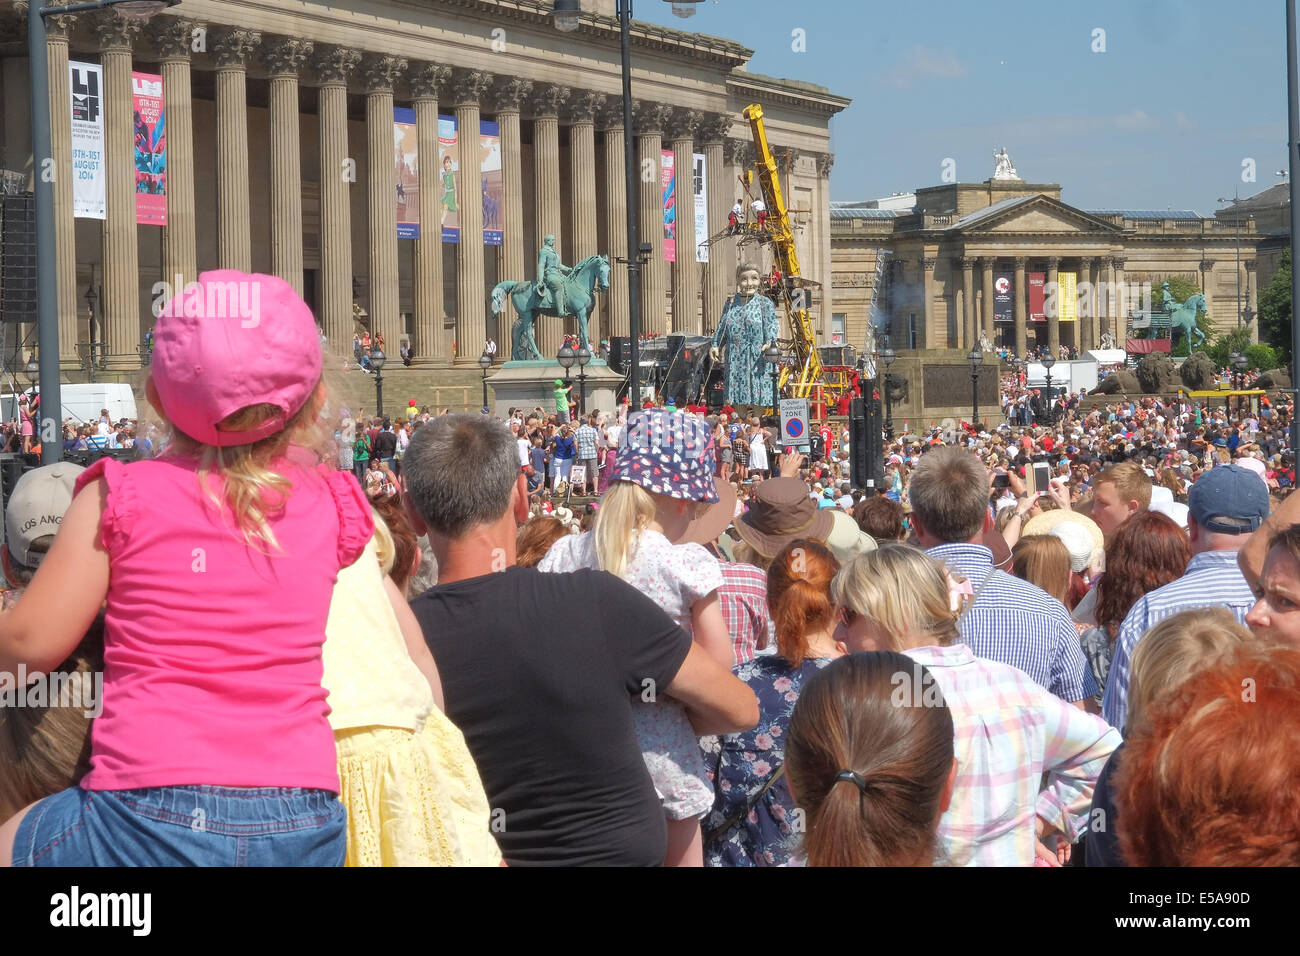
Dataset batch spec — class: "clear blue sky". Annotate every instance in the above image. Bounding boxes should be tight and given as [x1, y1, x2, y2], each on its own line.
[635, 0, 1289, 214]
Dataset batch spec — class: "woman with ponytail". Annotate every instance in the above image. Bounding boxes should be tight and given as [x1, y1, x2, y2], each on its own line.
[701, 539, 844, 866]
[786, 651, 956, 867]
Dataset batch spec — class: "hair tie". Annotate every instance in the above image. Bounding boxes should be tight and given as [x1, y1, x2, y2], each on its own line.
[833, 769, 868, 792]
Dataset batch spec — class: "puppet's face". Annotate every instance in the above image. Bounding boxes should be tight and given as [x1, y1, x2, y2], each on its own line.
[737, 269, 761, 297]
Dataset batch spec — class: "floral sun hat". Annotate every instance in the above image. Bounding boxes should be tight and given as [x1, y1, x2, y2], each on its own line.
[612, 408, 718, 502]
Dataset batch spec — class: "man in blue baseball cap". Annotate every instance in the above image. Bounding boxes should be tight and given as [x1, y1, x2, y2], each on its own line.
[1103, 463, 1268, 730]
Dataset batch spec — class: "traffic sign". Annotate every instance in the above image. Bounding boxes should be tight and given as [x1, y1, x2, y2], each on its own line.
[779, 398, 810, 450]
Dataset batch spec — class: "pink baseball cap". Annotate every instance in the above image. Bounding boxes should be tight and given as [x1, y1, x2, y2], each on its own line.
[152, 270, 321, 447]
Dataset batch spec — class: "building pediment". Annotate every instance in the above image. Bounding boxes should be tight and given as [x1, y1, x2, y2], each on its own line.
[947, 195, 1123, 236]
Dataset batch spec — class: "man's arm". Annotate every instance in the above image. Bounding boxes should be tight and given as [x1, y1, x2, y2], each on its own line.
[665, 643, 759, 737]
[1101, 603, 1143, 731]
[1048, 604, 1095, 710]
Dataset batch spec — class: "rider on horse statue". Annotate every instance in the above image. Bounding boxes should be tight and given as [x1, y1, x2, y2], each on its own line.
[536, 235, 571, 317]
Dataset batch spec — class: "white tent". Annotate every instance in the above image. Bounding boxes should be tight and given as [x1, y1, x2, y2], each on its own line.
[1086, 349, 1127, 365]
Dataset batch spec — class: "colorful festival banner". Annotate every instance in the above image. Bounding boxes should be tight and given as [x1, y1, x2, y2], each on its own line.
[994, 272, 1013, 323]
[69, 61, 105, 220]
[693, 152, 707, 264]
[1029, 272, 1046, 321]
[394, 107, 419, 239]
[438, 113, 459, 243]
[661, 148, 676, 263]
[480, 119, 502, 246]
[131, 71, 166, 226]
[1058, 271, 1077, 322]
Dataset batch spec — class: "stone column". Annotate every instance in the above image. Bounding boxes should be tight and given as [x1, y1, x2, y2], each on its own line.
[920, 256, 937, 350]
[568, 90, 605, 347]
[411, 64, 452, 364]
[153, 18, 199, 299]
[1199, 258, 1216, 337]
[99, 12, 142, 367]
[698, 112, 729, 331]
[599, 102, 629, 340]
[492, 78, 530, 361]
[452, 69, 494, 365]
[1046, 256, 1060, 357]
[1014, 256, 1028, 358]
[1245, 259, 1259, 344]
[635, 102, 671, 336]
[313, 46, 361, 348]
[362, 54, 407, 354]
[212, 28, 261, 272]
[531, 84, 568, 358]
[1112, 256, 1126, 343]
[45, 11, 79, 366]
[959, 257, 975, 350]
[668, 108, 701, 335]
[980, 256, 995, 347]
[262, 38, 313, 299]
[1078, 256, 1095, 352]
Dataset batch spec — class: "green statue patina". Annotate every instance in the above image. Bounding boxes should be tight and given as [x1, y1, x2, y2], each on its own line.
[1131, 283, 1207, 350]
[490, 239, 611, 361]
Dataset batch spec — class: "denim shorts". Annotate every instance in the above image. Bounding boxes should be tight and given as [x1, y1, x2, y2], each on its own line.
[13, 785, 347, 867]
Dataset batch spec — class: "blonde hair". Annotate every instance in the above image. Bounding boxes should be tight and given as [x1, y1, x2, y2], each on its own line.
[162, 379, 329, 552]
[1127, 608, 1253, 734]
[1011, 534, 1071, 605]
[831, 543, 957, 650]
[732, 538, 774, 572]
[372, 508, 397, 577]
[593, 481, 657, 580]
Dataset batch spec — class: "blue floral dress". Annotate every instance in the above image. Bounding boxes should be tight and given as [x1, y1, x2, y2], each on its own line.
[712, 293, 781, 406]
[701, 654, 833, 867]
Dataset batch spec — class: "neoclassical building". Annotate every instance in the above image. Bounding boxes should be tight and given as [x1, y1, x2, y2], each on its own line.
[832, 160, 1266, 358]
[0, 0, 848, 374]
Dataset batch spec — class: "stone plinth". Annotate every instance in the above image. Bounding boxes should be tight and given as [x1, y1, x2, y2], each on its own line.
[883, 350, 1005, 429]
[488, 359, 625, 418]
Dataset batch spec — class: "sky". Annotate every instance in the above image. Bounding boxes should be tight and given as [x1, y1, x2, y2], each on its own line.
[634, 0, 1290, 214]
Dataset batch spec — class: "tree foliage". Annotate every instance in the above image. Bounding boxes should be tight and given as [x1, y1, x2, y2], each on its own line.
[1258, 249, 1292, 364]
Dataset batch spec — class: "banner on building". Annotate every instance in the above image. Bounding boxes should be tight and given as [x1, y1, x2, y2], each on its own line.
[993, 272, 1013, 323]
[661, 148, 675, 263]
[394, 107, 419, 239]
[693, 152, 707, 263]
[438, 113, 458, 243]
[69, 61, 105, 220]
[481, 119, 502, 246]
[1029, 272, 1045, 321]
[131, 71, 166, 226]
[1058, 271, 1077, 322]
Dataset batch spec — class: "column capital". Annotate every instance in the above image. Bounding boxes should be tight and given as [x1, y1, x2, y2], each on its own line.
[262, 37, 314, 77]
[1111, 256, 1126, 269]
[725, 136, 753, 167]
[211, 27, 261, 69]
[491, 76, 532, 112]
[696, 112, 731, 144]
[980, 255, 996, 268]
[816, 152, 834, 177]
[1078, 255, 1095, 268]
[529, 83, 570, 117]
[360, 53, 407, 94]
[448, 69, 494, 108]
[43, 3, 80, 39]
[410, 64, 452, 100]
[1046, 255, 1060, 268]
[596, 100, 626, 131]
[567, 90, 607, 125]
[151, 17, 200, 61]
[958, 256, 975, 270]
[666, 108, 702, 143]
[312, 46, 362, 86]
[922, 256, 938, 271]
[632, 101, 671, 135]
[94, 9, 143, 51]
[1014, 256, 1028, 269]
[1199, 258, 1216, 271]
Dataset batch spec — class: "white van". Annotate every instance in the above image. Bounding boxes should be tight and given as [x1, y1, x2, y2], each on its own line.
[1, 383, 139, 427]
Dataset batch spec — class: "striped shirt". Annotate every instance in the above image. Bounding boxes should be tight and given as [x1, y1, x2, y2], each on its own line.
[904, 644, 1121, 867]
[574, 424, 599, 461]
[716, 562, 772, 666]
[1102, 549, 1254, 731]
[926, 544, 1096, 703]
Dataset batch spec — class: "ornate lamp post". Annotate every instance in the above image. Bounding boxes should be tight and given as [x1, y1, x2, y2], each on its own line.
[557, 343, 575, 417]
[478, 349, 493, 414]
[1233, 350, 1249, 415]
[967, 348, 983, 430]
[369, 345, 386, 418]
[763, 343, 782, 415]
[576, 345, 592, 416]
[1042, 353, 1056, 424]
[880, 341, 897, 438]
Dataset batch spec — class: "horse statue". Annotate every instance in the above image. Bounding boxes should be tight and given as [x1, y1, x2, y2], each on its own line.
[492, 254, 611, 361]
[1170, 292, 1207, 350]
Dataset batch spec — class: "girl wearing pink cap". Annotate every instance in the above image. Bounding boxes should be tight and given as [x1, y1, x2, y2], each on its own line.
[0, 270, 373, 867]
[538, 408, 738, 866]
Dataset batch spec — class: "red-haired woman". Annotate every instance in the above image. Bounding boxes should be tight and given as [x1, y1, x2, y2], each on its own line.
[701, 539, 843, 866]
[1078, 511, 1189, 707]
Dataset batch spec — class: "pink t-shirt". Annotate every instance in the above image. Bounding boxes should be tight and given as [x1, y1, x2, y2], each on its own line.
[74, 450, 373, 792]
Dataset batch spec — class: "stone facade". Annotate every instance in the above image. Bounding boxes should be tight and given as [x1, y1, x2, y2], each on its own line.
[0, 0, 848, 374]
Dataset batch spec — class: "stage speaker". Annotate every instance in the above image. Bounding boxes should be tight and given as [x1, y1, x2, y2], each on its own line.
[849, 395, 884, 491]
[608, 336, 632, 374]
[1, 194, 36, 324]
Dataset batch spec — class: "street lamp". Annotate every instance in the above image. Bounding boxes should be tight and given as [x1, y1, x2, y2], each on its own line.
[880, 341, 897, 438]
[28, 0, 182, 464]
[763, 343, 781, 415]
[478, 348, 493, 414]
[557, 343, 575, 417]
[665, 0, 704, 17]
[1233, 350, 1249, 415]
[967, 348, 983, 430]
[1042, 353, 1056, 424]
[576, 345, 592, 416]
[370, 345, 386, 418]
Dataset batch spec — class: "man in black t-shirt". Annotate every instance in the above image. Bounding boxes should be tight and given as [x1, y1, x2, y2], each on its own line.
[402, 414, 758, 866]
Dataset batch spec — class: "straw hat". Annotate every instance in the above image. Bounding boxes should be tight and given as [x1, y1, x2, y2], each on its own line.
[1022, 510, 1104, 571]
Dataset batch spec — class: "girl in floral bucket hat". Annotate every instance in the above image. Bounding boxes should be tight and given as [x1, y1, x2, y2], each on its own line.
[538, 408, 734, 867]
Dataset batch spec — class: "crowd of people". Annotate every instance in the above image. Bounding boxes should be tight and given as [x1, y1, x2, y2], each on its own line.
[0, 267, 1297, 869]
